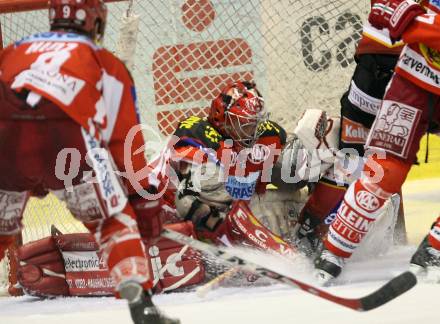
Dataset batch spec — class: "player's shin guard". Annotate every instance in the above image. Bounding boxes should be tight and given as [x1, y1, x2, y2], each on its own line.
[89, 204, 152, 292]
[325, 180, 390, 258]
[315, 179, 390, 282]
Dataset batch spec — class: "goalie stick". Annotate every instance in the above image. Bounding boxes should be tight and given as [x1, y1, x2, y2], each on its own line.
[196, 267, 240, 298]
[162, 228, 417, 311]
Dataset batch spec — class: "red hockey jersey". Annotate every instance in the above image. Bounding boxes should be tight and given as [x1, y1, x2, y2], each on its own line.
[395, 2, 440, 95]
[150, 116, 287, 205]
[0, 32, 148, 194]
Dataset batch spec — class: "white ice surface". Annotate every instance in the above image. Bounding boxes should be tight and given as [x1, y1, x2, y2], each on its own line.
[0, 245, 438, 324]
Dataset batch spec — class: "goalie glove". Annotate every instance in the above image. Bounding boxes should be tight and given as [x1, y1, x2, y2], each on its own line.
[272, 109, 340, 188]
[368, 0, 425, 40]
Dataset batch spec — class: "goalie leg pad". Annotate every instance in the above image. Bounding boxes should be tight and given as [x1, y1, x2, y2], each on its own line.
[146, 221, 205, 293]
[16, 230, 116, 297]
[16, 236, 69, 296]
[221, 201, 296, 257]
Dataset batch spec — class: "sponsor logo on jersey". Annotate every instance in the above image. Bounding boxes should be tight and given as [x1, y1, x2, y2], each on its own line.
[348, 81, 382, 115]
[82, 130, 127, 215]
[227, 143, 273, 167]
[341, 117, 369, 144]
[204, 125, 222, 143]
[17, 32, 98, 49]
[248, 144, 271, 163]
[355, 190, 380, 212]
[179, 116, 203, 129]
[431, 225, 440, 241]
[225, 172, 260, 200]
[258, 120, 281, 134]
[11, 69, 85, 106]
[397, 47, 440, 87]
[367, 100, 421, 158]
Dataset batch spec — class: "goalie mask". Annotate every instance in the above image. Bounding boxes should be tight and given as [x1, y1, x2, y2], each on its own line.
[49, 0, 108, 43]
[209, 81, 268, 147]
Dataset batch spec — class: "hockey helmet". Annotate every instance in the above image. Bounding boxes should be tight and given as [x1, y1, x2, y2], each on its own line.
[208, 81, 268, 147]
[49, 0, 108, 43]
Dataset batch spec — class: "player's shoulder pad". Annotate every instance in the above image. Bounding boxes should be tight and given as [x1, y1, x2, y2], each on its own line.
[258, 120, 287, 145]
[98, 47, 132, 76]
[174, 116, 224, 150]
[101, 48, 135, 82]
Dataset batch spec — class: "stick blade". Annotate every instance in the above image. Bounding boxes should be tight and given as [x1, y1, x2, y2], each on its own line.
[360, 271, 417, 311]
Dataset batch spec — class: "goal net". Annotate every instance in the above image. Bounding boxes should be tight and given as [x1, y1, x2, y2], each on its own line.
[0, 0, 369, 294]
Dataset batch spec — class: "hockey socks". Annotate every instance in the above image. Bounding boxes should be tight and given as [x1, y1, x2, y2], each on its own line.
[325, 179, 390, 258]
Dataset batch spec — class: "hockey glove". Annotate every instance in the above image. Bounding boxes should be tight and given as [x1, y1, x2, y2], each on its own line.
[368, 0, 425, 40]
[129, 191, 164, 243]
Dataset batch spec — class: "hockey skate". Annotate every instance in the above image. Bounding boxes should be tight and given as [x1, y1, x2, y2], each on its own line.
[120, 282, 180, 324]
[314, 248, 345, 285]
[293, 211, 328, 258]
[410, 235, 440, 283]
[294, 216, 323, 257]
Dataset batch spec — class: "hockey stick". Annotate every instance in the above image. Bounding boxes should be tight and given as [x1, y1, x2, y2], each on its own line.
[162, 228, 417, 311]
[196, 267, 240, 298]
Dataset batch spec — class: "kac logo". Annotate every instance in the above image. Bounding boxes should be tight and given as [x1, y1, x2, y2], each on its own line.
[248, 144, 271, 163]
[356, 190, 380, 211]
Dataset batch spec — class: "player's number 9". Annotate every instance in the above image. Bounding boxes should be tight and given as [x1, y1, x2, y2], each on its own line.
[63, 5, 71, 18]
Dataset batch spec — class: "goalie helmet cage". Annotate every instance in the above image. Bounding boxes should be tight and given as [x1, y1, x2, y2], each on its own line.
[0, 0, 373, 295]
